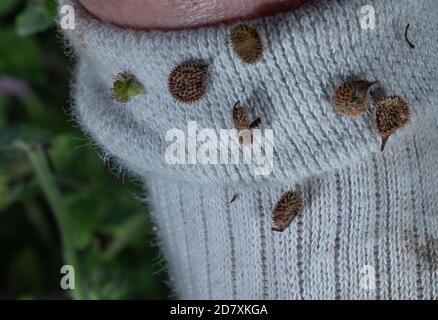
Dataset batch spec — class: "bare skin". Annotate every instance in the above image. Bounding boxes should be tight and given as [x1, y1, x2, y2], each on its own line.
[78, 0, 310, 30]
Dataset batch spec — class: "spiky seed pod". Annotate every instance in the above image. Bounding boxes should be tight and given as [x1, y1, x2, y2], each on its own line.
[272, 191, 303, 232]
[374, 96, 411, 152]
[233, 101, 250, 130]
[233, 101, 253, 145]
[168, 60, 209, 104]
[230, 24, 263, 64]
[333, 80, 379, 117]
[112, 72, 146, 103]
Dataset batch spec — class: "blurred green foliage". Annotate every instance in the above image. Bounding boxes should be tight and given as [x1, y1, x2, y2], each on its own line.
[0, 0, 169, 299]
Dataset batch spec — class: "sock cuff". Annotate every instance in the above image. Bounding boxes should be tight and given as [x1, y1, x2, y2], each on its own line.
[60, 0, 438, 185]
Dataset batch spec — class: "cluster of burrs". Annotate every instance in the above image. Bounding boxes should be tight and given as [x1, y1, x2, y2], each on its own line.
[108, 23, 414, 234]
[110, 23, 263, 106]
[333, 80, 411, 152]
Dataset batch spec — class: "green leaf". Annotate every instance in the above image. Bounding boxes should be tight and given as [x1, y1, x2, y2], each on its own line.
[50, 134, 108, 183]
[0, 28, 43, 82]
[0, 0, 23, 16]
[15, 5, 54, 36]
[66, 191, 104, 250]
[44, 0, 58, 19]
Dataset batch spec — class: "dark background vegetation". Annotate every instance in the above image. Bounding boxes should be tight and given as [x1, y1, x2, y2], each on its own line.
[0, 0, 169, 299]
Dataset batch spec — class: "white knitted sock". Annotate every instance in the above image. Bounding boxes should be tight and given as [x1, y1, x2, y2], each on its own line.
[59, 0, 438, 299]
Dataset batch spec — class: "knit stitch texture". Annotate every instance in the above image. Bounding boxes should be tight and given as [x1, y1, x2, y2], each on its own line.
[59, 0, 438, 299]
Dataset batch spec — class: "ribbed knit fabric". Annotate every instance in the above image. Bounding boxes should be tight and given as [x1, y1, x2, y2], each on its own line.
[59, 0, 438, 299]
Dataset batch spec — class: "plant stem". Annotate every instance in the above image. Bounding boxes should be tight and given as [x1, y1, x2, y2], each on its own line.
[23, 198, 56, 257]
[102, 213, 147, 260]
[16, 141, 85, 299]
